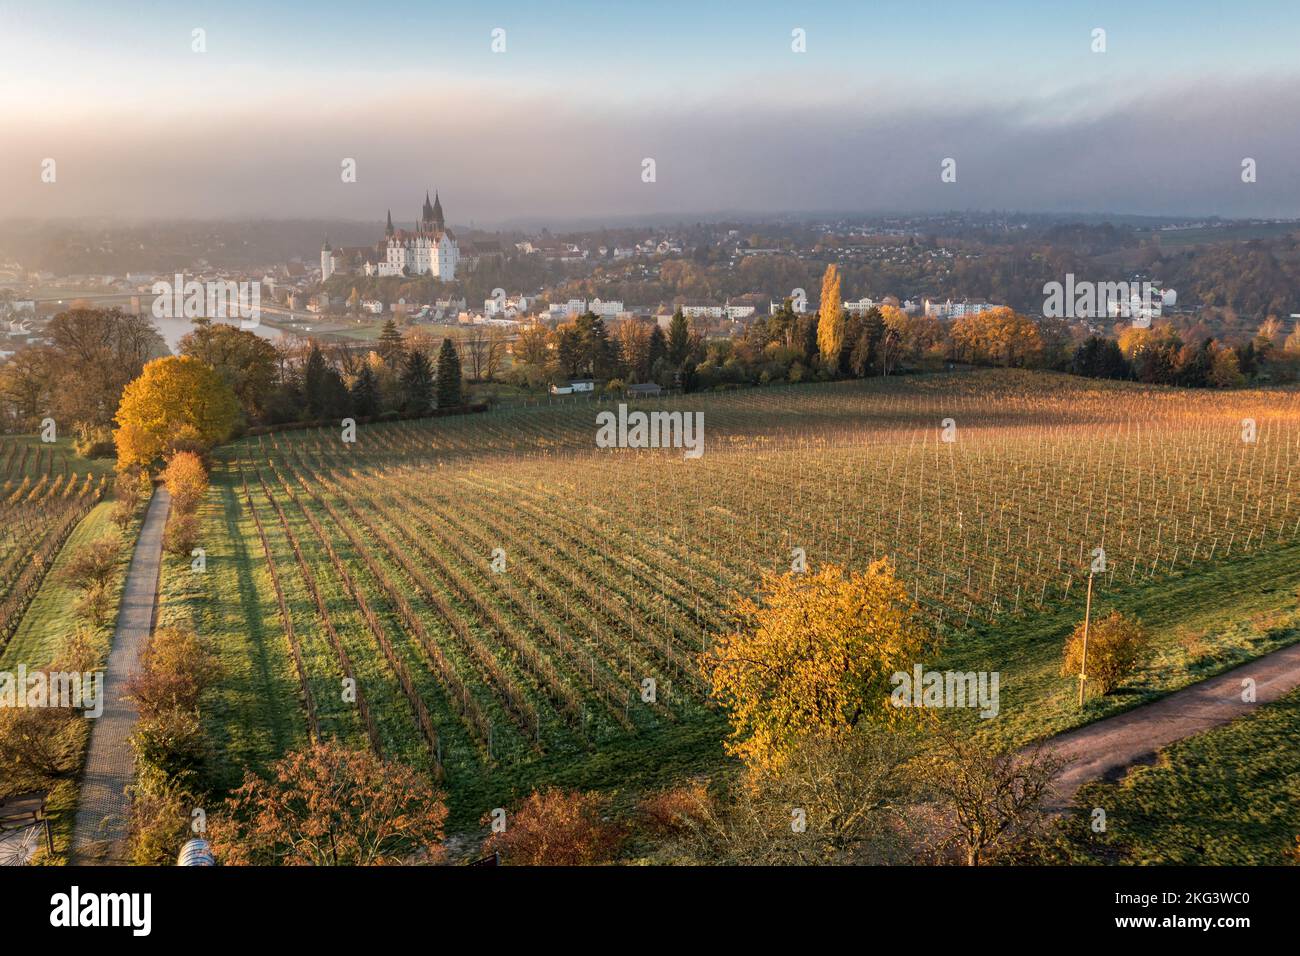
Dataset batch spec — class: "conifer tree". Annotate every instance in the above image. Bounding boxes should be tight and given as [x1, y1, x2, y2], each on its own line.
[436, 337, 463, 408]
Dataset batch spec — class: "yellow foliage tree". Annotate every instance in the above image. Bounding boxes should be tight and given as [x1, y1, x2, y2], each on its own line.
[816, 264, 844, 367]
[704, 560, 931, 773]
[161, 450, 209, 514]
[949, 307, 1043, 367]
[1061, 610, 1147, 697]
[114, 356, 238, 472]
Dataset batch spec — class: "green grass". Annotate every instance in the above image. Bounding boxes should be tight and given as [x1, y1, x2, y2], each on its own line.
[0, 501, 118, 669]
[0, 499, 140, 864]
[155, 470, 310, 792]
[942, 537, 1300, 749]
[1053, 689, 1300, 865]
[176, 371, 1300, 837]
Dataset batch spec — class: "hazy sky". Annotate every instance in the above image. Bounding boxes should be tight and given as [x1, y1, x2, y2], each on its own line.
[2, 0, 1299, 224]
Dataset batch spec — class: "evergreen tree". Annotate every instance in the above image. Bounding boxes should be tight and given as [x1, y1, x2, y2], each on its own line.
[302, 345, 330, 418]
[436, 337, 463, 408]
[378, 319, 405, 369]
[667, 309, 691, 367]
[647, 324, 668, 370]
[350, 363, 380, 417]
[400, 348, 435, 414]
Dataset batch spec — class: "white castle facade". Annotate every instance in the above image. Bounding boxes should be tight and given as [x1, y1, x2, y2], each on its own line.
[321, 191, 460, 282]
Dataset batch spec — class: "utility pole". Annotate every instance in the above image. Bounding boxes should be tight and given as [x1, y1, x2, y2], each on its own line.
[1077, 570, 1095, 707]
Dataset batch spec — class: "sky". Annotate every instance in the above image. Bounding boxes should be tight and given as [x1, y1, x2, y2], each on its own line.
[1, 0, 1299, 225]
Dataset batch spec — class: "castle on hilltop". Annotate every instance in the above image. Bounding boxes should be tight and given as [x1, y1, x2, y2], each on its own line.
[321, 190, 459, 281]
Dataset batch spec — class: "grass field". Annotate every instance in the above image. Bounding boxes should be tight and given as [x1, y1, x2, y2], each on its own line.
[0, 436, 113, 660]
[159, 369, 1300, 826]
[1058, 689, 1300, 865]
[0, 497, 140, 862]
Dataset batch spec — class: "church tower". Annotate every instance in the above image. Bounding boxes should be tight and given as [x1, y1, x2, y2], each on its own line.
[385, 210, 394, 238]
[431, 191, 445, 232]
[420, 191, 436, 233]
[320, 237, 334, 280]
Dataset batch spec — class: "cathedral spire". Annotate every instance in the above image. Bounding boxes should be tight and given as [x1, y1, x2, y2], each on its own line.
[431, 191, 444, 231]
[385, 209, 394, 237]
[421, 190, 435, 226]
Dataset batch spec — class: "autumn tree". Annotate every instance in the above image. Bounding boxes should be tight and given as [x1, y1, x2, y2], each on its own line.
[481, 788, 623, 866]
[918, 725, 1062, 866]
[816, 264, 844, 366]
[113, 356, 239, 471]
[161, 451, 208, 514]
[704, 560, 932, 772]
[62, 535, 122, 592]
[125, 625, 219, 721]
[42, 308, 165, 429]
[949, 307, 1043, 367]
[210, 741, 448, 866]
[178, 323, 279, 421]
[1062, 610, 1147, 697]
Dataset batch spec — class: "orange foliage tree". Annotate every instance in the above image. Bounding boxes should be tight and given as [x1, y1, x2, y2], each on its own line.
[704, 559, 931, 773]
[160, 450, 209, 514]
[949, 307, 1043, 367]
[481, 787, 624, 865]
[211, 741, 448, 865]
[113, 356, 238, 471]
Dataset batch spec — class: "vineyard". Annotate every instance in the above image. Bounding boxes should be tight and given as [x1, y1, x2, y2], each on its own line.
[190, 369, 1300, 814]
[0, 438, 112, 658]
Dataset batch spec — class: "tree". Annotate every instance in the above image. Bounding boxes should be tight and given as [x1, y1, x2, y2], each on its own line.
[42, 308, 166, 429]
[303, 345, 350, 419]
[1061, 610, 1147, 697]
[435, 337, 463, 408]
[125, 625, 219, 721]
[113, 356, 239, 471]
[350, 363, 380, 418]
[399, 348, 435, 414]
[949, 307, 1043, 368]
[377, 319, 406, 369]
[178, 323, 279, 422]
[667, 309, 691, 367]
[513, 323, 551, 369]
[647, 324, 668, 371]
[161, 451, 208, 514]
[210, 741, 448, 866]
[695, 729, 922, 865]
[704, 559, 932, 772]
[1209, 346, 1245, 387]
[816, 264, 844, 366]
[481, 788, 623, 865]
[918, 726, 1062, 866]
[62, 536, 122, 592]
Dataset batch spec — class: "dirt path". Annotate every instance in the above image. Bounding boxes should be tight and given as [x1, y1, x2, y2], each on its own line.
[71, 488, 171, 863]
[1041, 640, 1300, 808]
